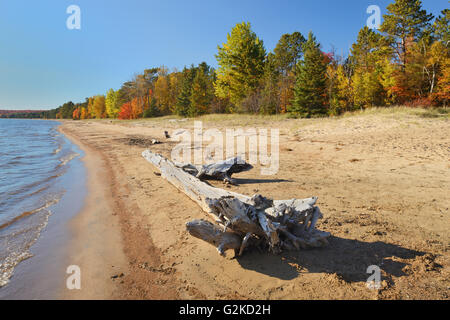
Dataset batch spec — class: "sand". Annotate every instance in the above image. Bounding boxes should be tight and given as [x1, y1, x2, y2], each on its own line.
[58, 111, 449, 300]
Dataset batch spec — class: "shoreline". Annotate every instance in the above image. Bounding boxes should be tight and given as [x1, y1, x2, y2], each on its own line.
[57, 124, 128, 299]
[58, 122, 180, 299]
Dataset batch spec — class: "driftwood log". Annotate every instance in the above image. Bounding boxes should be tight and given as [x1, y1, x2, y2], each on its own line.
[142, 150, 330, 256]
[175, 157, 253, 184]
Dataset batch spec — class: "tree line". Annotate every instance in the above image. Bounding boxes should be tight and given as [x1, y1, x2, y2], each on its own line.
[0, 110, 44, 119]
[43, 0, 448, 120]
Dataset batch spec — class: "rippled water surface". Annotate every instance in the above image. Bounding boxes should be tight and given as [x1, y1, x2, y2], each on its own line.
[0, 119, 81, 287]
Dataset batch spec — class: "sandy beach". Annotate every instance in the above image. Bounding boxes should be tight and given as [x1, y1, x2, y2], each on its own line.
[58, 110, 449, 300]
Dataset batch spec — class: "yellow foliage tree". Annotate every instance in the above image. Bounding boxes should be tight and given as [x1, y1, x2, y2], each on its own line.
[154, 71, 171, 114]
[92, 95, 106, 119]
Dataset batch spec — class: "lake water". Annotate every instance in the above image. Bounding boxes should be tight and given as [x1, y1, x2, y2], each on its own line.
[0, 119, 85, 293]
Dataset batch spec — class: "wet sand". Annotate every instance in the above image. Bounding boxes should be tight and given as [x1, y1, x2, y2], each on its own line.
[59, 125, 177, 299]
[58, 111, 449, 300]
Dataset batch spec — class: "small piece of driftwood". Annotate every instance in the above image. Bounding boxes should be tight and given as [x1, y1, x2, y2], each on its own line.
[142, 150, 330, 256]
[175, 157, 253, 184]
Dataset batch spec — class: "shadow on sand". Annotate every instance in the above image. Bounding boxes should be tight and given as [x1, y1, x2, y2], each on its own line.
[232, 178, 293, 185]
[236, 236, 425, 282]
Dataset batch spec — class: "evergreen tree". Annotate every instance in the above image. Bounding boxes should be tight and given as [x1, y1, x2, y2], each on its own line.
[189, 63, 213, 117]
[350, 26, 391, 70]
[260, 53, 280, 114]
[143, 97, 159, 118]
[380, 0, 434, 70]
[60, 101, 75, 119]
[290, 32, 329, 118]
[433, 9, 449, 45]
[175, 67, 196, 116]
[273, 32, 306, 76]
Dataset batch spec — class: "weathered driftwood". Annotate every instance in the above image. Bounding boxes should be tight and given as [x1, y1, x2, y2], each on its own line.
[185, 220, 242, 255]
[142, 150, 330, 256]
[175, 157, 253, 185]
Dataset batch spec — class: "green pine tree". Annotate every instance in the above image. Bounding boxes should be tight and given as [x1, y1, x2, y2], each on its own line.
[175, 67, 196, 116]
[143, 97, 159, 118]
[380, 0, 434, 70]
[189, 63, 214, 117]
[433, 9, 449, 44]
[289, 32, 329, 118]
[260, 53, 280, 114]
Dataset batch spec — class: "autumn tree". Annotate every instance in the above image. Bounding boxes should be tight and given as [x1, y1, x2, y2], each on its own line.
[133, 97, 145, 118]
[87, 97, 95, 118]
[118, 102, 133, 120]
[80, 107, 88, 120]
[350, 26, 391, 107]
[153, 66, 172, 114]
[430, 10, 450, 105]
[105, 89, 120, 118]
[215, 22, 266, 111]
[168, 71, 183, 113]
[435, 58, 449, 106]
[91, 95, 106, 118]
[326, 52, 351, 115]
[122, 68, 158, 100]
[271, 32, 306, 113]
[334, 61, 354, 112]
[72, 107, 81, 120]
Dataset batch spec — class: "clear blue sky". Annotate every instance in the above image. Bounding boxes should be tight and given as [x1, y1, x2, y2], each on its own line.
[0, 0, 447, 110]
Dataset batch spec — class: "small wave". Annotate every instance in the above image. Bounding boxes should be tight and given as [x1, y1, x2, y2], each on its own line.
[4, 173, 61, 197]
[58, 152, 79, 167]
[0, 251, 33, 287]
[0, 193, 61, 287]
[28, 185, 51, 198]
[53, 145, 62, 154]
[0, 198, 60, 231]
[0, 207, 53, 288]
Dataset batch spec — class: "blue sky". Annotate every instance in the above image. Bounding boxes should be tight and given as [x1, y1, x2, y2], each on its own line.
[0, 0, 448, 110]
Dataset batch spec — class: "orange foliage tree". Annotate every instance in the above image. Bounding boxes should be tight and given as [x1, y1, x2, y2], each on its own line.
[118, 102, 133, 120]
[80, 107, 88, 120]
[72, 107, 81, 120]
[130, 97, 145, 118]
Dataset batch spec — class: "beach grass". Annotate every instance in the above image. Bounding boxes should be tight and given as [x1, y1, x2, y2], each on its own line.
[80, 106, 449, 131]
